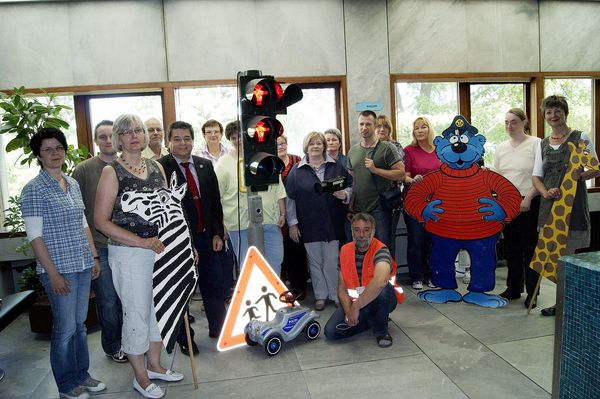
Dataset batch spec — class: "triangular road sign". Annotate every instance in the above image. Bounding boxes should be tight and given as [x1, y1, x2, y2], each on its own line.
[217, 246, 290, 351]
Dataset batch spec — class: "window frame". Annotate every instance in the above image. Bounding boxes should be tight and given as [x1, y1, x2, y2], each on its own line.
[390, 72, 600, 190]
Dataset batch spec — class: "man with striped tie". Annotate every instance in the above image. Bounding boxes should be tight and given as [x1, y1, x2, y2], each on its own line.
[159, 121, 226, 355]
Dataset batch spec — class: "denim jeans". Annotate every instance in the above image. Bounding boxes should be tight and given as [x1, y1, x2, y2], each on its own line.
[40, 269, 92, 394]
[324, 283, 397, 340]
[230, 224, 284, 276]
[91, 246, 123, 355]
[370, 205, 393, 251]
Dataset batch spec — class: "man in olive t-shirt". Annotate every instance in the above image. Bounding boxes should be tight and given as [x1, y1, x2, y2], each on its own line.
[347, 111, 404, 251]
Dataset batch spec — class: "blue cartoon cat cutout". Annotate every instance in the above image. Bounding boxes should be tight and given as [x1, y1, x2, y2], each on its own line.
[404, 115, 522, 308]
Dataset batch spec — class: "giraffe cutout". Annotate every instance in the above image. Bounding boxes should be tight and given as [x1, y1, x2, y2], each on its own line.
[530, 140, 600, 283]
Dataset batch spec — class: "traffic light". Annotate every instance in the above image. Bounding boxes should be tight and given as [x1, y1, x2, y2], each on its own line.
[238, 70, 303, 191]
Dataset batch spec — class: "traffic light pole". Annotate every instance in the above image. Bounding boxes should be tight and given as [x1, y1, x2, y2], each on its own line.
[246, 189, 265, 253]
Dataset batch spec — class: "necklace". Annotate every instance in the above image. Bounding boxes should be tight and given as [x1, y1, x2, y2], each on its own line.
[120, 155, 146, 175]
[550, 129, 570, 141]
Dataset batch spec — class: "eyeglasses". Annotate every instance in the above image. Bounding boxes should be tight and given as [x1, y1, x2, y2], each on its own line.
[120, 128, 144, 137]
[171, 137, 193, 144]
[277, 142, 287, 147]
[147, 127, 163, 133]
[40, 145, 65, 154]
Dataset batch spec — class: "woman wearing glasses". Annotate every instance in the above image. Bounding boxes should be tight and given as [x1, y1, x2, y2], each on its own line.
[20, 128, 105, 399]
[95, 114, 182, 399]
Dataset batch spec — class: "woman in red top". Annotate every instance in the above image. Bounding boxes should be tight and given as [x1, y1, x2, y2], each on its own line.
[402, 117, 442, 290]
[277, 135, 308, 297]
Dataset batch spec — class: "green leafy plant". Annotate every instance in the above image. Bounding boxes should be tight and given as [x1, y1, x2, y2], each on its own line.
[18, 265, 44, 295]
[0, 86, 88, 174]
[2, 195, 30, 255]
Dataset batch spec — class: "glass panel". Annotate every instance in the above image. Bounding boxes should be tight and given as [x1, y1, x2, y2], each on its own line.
[277, 87, 337, 157]
[394, 82, 458, 147]
[1, 95, 76, 210]
[175, 86, 238, 156]
[543, 78, 592, 137]
[470, 83, 525, 165]
[88, 94, 163, 155]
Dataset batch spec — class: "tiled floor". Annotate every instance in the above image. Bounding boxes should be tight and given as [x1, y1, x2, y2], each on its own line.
[0, 268, 556, 399]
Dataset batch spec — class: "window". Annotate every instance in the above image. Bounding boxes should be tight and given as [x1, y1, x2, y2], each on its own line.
[469, 83, 525, 165]
[174, 83, 339, 157]
[87, 93, 164, 155]
[543, 78, 592, 137]
[0, 95, 76, 213]
[394, 82, 458, 147]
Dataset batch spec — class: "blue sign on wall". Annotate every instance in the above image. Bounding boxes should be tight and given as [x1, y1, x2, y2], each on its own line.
[355, 101, 383, 112]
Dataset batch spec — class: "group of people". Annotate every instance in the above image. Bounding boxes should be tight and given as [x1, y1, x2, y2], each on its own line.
[18, 94, 598, 398]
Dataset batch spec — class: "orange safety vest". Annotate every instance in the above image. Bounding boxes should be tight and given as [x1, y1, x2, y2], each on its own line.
[339, 238, 403, 304]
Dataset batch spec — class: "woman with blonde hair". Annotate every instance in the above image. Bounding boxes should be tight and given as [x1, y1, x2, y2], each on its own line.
[95, 114, 183, 399]
[402, 116, 441, 290]
[285, 131, 352, 310]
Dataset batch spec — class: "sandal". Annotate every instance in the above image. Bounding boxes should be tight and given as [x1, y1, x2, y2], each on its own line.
[541, 306, 556, 317]
[376, 334, 393, 348]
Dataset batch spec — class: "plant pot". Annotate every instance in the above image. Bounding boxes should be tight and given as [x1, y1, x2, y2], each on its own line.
[28, 293, 98, 334]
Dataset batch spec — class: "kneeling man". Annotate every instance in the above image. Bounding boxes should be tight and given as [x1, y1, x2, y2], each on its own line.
[325, 213, 397, 347]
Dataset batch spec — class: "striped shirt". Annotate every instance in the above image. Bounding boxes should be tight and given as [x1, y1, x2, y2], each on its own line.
[20, 170, 93, 274]
[355, 246, 391, 286]
[404, 164, 521, 240]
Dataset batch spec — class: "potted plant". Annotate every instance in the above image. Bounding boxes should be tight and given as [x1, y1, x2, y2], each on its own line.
[1, 87, 96, 333]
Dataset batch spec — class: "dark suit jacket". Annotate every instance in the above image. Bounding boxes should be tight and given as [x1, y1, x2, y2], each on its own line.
[158, 154, 225, 241]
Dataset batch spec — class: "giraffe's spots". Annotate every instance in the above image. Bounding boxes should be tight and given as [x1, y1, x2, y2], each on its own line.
[550, 253, 559, 264]
[563, 179, 573, 190]
[538, 251, 547, 261]
[554, 205, 565, 217]
[555, 219, 566, 231]
[543, 227, 554, 239]
[544, 263, 555, 273]
[531, 261, 542, 271]
[564, 194, 574, 207]
[537, 240, 545, 250]
[590, 158, 599, 167]
[572, 155, 580, 164]
[547, 241, 557, 252]
[556, 233, 567, 245]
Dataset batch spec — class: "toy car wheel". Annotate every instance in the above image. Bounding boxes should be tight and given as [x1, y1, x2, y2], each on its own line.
[245, 333, 258, 346]
[264, 335, 282, 356]
[305, 321, 321, 340]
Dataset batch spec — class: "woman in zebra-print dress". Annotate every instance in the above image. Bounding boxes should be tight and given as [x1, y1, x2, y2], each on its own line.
[95, 114, 183, 399]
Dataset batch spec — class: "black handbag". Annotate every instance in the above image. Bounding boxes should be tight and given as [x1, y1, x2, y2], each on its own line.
[379, 185, 403, 212]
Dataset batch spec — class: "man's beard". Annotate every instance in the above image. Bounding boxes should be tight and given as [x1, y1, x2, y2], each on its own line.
[354, 237, 369, 251]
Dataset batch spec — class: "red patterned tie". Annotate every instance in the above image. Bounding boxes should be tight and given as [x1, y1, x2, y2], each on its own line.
[181, 162, 204, 232]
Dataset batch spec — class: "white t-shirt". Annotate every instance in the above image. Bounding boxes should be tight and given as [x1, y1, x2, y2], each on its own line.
[493, 135, 541, 196]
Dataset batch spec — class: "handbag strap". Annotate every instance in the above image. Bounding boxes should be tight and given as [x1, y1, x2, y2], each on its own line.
[368, 140, 387, 195]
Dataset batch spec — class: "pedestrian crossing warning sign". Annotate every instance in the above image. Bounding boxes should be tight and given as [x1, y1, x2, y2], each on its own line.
[217, 246, 290, 351]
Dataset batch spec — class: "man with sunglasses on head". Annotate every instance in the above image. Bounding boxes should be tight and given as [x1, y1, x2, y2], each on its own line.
[142, 118, 169, 160]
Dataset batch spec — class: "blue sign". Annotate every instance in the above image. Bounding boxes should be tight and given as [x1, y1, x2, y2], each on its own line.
[356, 101, 383, 112]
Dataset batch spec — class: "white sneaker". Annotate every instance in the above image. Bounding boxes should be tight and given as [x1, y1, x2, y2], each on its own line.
[133, 378, 164, 399]
[412, 281, 423, 290]
[79, 377, 106, 392]
[59, 386, 89, 399]
[463, 269, 471, 284]
[426, 280, 436, 288]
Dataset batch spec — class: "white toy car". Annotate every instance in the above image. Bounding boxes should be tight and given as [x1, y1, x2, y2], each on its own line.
[244, 290, 321, 356]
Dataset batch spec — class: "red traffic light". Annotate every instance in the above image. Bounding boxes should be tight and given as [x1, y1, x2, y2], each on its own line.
[247, 79, 283, 107]
[248, 117, 283, 144]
